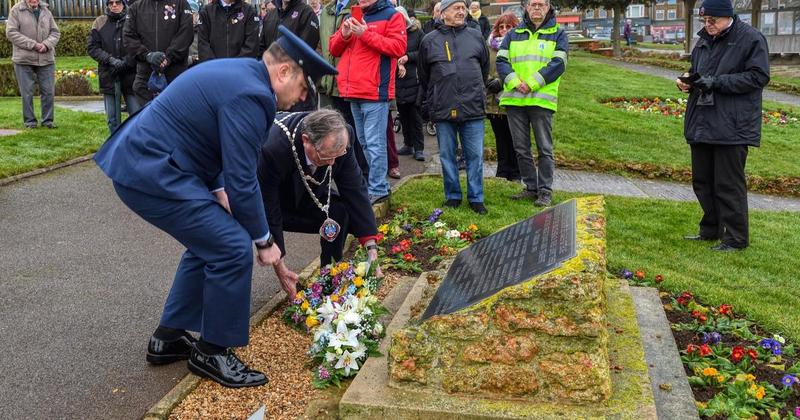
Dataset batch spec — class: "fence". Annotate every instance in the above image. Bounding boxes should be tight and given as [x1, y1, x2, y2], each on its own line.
[2, 0, 109, 20]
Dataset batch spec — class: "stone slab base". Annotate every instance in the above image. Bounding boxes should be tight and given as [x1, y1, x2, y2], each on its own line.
[339, 276, 656, 419]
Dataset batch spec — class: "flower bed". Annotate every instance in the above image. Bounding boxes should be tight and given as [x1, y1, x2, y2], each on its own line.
[621, 269, 800, 419]
[602, 97, 799, 126]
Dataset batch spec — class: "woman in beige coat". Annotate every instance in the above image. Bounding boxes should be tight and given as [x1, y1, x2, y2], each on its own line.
[5, 0, 60, 128]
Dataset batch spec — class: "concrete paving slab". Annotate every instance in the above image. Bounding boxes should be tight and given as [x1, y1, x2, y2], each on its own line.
[631, 287, 700, 420]
[55, 100, 105, 114]
[630, 178, 697, 202]
[556, 169, 649, 197]
[0, 129, 22, 136]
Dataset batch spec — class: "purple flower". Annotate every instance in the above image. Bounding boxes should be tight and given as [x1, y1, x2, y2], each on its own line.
[795, 407, 800, 418]
[402, 223, 413, 231]
[318, 366, 331, 380]
[311, 282, 323, 297]
[781, 374, 798, 388]
[292, 313, 302, 323]
[759, 338, 782, 355]
[620, 269, 633, 279]
[428, 208, 443, 223]
[702, 332, 722, 345]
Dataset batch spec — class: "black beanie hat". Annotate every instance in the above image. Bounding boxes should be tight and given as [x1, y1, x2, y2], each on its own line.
[699, 0, 734, 17]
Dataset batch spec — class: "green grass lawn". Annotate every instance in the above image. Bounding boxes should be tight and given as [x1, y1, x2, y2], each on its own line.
[636, 41, 685, 51]
[0, 97, 108, 178]
[391, 176, 800, 343]
[485, 53, 800, 190]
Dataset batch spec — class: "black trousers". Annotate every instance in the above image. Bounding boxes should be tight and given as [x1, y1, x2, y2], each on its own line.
[282, 198, 351, 266]
[690, 143, 749, 248]
[488, 113, 520, 181]
[397, 102, 424, 151]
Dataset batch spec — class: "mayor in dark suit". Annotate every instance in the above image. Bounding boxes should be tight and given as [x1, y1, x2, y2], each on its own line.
[93, 26, 337, 388]
[257, 109, 381, 288]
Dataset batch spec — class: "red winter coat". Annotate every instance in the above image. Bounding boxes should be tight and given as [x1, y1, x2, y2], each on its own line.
[328, 0, 407, 101]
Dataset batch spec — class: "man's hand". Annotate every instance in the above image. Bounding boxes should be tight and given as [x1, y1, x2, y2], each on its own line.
[213, 189, 231, 214]
[257, 244, 281, 266]
[398, 64, 406, 78]
[146, 51, 168, 69]
[486, 78, 503, 94]
[34, 43, 47, 53]
[273, 259, 299, 298]
[675, 77, 691, 93]
[516, 81, 530, 94]
[693, 76, 715, 92]
[366, 247, 383, 278]
[398, 55, 408, 65]
[349, 17, 367, 36]
[341, 20, 353, 38]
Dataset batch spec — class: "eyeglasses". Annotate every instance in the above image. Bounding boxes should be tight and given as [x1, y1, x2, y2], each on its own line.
[698, 16, 719, 24]
[498, 24, 513, 29]
[528, 2, 548, 9]
[314, 146, 347, 161]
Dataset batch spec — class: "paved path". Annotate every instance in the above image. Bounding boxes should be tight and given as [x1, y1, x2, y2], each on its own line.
[429, 157, 800, 212]
[596, 58, 800, 107]
[0, 115, 425, 419]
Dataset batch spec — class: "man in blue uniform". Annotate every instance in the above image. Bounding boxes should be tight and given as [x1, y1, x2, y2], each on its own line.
[94, 26, 337, 388]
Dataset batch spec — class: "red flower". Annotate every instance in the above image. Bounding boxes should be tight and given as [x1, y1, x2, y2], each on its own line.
[691, 310, 708, 323]
[747, 348, 758, 361]
[718, 304, 733, 317]
[403, 253, 415, 262]
[655, 274, 664, 283]
[412, 228, 423, 238]
[376, 233, 385, 243]
[699, 344, 712, 357]
[676, 291, 694, 306]
[635, 270, 645, 280]
[440, 246, 451, 255]
[399, 239, 412, 252]
[731, 346, 745, 362]
[391, 245, 402, 254]
[686, 344, 699, 355]
[460, 231, 473, 241]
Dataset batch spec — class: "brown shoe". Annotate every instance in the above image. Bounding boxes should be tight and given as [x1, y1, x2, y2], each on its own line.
[389, 167, 401, 179]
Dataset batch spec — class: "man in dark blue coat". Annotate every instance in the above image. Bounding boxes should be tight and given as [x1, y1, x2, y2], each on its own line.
[257, 110, 381, 288]
[94, 26, 337, 388]
[676, 0, 769, 252]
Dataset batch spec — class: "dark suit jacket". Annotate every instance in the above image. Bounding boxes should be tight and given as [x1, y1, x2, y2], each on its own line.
[94, 58, 276, 240]
[257, 112, 377, 255]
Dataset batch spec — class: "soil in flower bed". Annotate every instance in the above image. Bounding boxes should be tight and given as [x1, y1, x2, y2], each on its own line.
[169, 271, 405, 419]
[661, 294, 800, 419]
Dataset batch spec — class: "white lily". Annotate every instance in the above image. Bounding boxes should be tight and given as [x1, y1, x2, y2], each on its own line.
[328, 319, 361, 350]
[342, 307, 362, 326]
[316, 297, 338, 327]
[335, 349, 362, 376]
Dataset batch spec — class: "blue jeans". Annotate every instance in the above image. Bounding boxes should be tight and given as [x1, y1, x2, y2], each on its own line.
[103, 91, 143, 134]
[350, 101, 390, 197]
[436, 119, 484, 203]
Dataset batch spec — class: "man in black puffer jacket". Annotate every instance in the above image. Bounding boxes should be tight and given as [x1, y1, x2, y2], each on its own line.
[395, 7, 425, 161]
[419, 0, 488, 214]
[197, 0, 260, 62]
[88, 0, 142, 133]
[676, 0, 769, 251]
[124, 0, 194, 102]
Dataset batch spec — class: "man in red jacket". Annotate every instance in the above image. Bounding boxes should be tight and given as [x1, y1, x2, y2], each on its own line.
[329, 0, 406, 204]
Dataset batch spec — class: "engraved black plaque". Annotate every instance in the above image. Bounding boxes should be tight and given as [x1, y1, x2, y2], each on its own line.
[421, 199, 577, 320]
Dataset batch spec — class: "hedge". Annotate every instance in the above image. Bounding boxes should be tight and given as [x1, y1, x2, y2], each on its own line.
[0, 21, 92, 58]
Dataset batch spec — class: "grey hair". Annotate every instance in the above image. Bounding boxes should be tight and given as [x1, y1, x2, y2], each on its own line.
[521, 0, 549, 5]
[302, 109, 349, 149]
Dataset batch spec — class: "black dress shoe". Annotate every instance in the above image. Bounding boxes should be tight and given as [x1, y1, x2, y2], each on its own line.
[683, 234, 718, 241]
[397, 146, 413, 155]
[469, 202, 488, 215]
[443, 199, 461, 208]
[711, 243, 744, 252]
[188, 348, 268, 388]
[147, 334, 197, 365]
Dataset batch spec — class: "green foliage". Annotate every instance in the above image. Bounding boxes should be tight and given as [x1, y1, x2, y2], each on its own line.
[0, 24, 12, 58]
[54, 73, 92, 96]
[0, 63, 21, 96]
[55, 22, 93, 57]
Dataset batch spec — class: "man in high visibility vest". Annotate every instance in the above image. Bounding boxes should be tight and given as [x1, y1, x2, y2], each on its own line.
[496, 0, 567, 207]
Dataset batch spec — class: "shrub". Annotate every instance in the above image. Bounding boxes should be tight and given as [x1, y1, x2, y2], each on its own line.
[0, 63, 21, 96]
[55, 73, 91, 96]
[55, 22, 93, 57]
[0, 24, 12, 58]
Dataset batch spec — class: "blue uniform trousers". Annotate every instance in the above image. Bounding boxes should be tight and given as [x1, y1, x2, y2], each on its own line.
[113, 182, 253, 347]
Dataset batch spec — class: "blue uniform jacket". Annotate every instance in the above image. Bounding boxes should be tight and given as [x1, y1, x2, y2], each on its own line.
[94, 58, 276, 240]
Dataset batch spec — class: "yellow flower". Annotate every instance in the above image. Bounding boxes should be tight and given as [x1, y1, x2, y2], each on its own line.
[301, 300, 309, 310]
[378, 224, 389, 234]
[717, 375, 726, 383]
[331, 294, 339, 302]
[749, 383, 757, 393]
[354, 276, 364, 287]
[755, 386, 765, 400]
[745, 374, 756, 383]
[468, 224, 478, 232]
[338, 262, 349, 271]
[295, 291, 305, 300]
[357, 288, 367, 298]
[355, 262, 368, 277]
[330, 268, 339, 276]
[702, 367, 718, 377]
[305, 316, 319, 328]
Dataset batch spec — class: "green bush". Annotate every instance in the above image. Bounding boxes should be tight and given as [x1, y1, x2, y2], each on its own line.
[56, 22, 93, 57]
[0, 63, 21, 96]
[0, 22, 91, 57]
[54, 73, 92, 95]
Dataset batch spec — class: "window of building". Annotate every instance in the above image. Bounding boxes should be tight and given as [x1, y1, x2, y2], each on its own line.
[777, 11, 794, 34]
[599, 9, 607, 18]
[668, 0, 677, 4]
[761, 12, 776, 34]
[739, 13, 752, 25]
[668, 9, 677, 19]
[585, 9, 594, 18]
[796, 11, 800, 33]
[656, 9, 665, 19]
[627, 4, 645, 17]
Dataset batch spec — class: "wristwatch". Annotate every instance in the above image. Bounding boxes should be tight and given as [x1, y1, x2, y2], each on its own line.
[366, 243, 378, 251]
[255, 234, 274, 250]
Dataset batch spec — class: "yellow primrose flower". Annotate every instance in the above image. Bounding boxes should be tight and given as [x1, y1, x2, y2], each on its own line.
[338, 262, 349, 271]
[305, 316, 319, 328]
[749, 383, 757, 393]
[702, 367, 718, 377]
[745, 374, 756, 383]
[301, 300, 309, 311]
[331, 294, 339, 302]
[295, 291, 305, 300]
[354, 276, 364, 287]
[378, 224, 389, 234]
[755, 386, 765, 400]
[468, 224, 478, 232]
[717, 375, 725, 383]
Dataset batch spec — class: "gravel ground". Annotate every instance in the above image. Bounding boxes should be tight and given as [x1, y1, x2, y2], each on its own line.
[169, 272, 404, 419]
